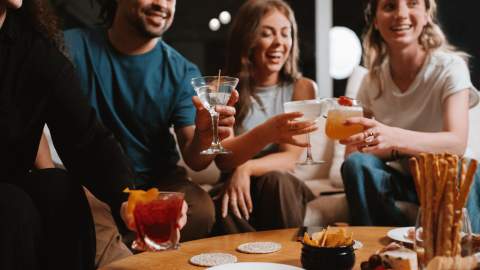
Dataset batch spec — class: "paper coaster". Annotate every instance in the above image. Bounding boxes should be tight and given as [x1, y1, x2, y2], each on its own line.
[236, 242, 282, 254]
[189, 252, 237, 267]
[353, 240, 363, 250]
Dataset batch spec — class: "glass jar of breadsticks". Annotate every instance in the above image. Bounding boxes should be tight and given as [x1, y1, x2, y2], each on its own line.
[410, 153, 478, 269]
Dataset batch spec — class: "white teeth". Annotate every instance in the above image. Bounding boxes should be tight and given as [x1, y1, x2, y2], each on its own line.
[391, 25, 412, 31]
[266, 52, 282, 58]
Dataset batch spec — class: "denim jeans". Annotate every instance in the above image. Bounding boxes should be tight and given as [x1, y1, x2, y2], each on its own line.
[341, 153, 480, 232]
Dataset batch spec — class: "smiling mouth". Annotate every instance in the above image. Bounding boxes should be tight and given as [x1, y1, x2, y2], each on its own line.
[266, 52, 283, 60]
[146, 11, 168, 19]
[390, 25, 413, 32]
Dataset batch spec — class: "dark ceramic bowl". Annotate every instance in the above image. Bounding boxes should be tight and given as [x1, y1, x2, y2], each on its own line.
[301, 242, 355, 270]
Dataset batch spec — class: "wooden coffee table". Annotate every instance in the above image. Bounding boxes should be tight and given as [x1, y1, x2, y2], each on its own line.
[100, 227, 394, 270]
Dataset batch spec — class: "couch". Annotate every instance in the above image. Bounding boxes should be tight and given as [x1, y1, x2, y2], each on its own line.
[180, 66, 480, 227]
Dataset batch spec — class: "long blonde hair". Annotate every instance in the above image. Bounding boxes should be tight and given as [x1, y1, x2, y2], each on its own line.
[363, 0, 468, 96]
[225, 0, 301, 128]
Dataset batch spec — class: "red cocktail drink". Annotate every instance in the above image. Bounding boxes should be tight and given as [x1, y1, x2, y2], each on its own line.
[132, 192, 184, 251]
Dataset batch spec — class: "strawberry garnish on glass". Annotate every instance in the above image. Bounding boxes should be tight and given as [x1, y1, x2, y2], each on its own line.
[338, 96, 353, 106]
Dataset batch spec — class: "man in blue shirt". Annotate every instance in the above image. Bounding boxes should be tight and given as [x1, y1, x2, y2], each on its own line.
[63, 0, 237, 241]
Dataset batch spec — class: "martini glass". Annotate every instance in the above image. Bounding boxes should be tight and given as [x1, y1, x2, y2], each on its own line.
[284, 99, 326, 165]
[191, 76, 239, 155]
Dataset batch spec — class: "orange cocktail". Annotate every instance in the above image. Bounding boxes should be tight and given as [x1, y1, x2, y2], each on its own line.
[325, 97, 363, 140]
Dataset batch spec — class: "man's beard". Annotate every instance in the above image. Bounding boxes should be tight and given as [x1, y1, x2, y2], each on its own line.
[132, 4, 172, 39]
[133, 18, 169, 39]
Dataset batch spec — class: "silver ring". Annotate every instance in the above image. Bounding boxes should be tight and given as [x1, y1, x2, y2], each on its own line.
[364, 135, 375, 144]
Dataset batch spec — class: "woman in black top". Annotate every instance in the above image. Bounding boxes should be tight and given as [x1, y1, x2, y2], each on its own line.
[0, 0, 135, 269]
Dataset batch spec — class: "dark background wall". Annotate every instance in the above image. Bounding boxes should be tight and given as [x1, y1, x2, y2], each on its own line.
[54, 0, 480, 96]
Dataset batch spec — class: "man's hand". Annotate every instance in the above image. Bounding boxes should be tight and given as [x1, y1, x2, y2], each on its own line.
[192, 90, 239, 149]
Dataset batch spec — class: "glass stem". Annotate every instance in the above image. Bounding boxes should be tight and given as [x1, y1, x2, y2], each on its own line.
[211, 110, 220, 147]
[305, 132, 313, 162]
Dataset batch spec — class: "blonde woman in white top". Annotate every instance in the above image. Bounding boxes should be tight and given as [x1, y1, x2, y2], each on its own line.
[339, 0, 480, 230]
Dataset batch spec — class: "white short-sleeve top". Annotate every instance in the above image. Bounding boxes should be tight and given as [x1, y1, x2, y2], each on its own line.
[357, 51, 479, 133]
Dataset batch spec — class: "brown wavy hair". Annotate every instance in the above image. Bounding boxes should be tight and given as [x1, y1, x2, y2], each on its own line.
[363, 0, 468, 97]
[14, 0, 64, 53]
[225, 0, 301, 128]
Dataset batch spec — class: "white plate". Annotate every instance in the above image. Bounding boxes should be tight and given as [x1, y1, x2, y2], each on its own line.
[387, 226, 414, 244]
[207, 262, 303, 270]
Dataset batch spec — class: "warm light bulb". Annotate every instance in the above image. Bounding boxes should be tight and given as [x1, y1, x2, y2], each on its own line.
[329, 26, 362, 80]
[209, 18, 221, 31]
[219, 11, 231, 24]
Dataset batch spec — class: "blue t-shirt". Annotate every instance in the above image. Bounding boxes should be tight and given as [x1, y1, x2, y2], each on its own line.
[64, 28, 200, 182]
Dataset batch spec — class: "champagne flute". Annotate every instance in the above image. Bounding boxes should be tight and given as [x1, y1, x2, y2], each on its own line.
[191, 76, 239, 155]
[284, 99, 325, 165]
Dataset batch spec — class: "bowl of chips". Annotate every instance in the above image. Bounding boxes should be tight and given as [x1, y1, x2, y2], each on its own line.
[301, 227, 355, 270]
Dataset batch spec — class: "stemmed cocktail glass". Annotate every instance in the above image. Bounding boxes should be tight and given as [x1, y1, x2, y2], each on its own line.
[191, 76, 239, 155]
[284, 99, 326, 165]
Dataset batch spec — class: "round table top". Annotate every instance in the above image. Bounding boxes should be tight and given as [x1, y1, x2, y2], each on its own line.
[100, 226, 394, 270]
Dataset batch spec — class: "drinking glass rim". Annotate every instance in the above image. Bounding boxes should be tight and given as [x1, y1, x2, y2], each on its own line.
[154, 191, 185, 199]
[284, 99, 324, 106]
[191, 76, 239, 83]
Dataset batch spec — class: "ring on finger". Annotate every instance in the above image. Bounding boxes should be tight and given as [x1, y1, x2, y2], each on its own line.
[364, 135, 375, 144]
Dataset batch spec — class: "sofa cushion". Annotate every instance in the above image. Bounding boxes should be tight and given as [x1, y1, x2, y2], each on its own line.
[303, 193, 349, 227]
[291, 118, 334, 181]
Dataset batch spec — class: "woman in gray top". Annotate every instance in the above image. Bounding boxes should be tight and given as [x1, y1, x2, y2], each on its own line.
[214, 0, 318, 233]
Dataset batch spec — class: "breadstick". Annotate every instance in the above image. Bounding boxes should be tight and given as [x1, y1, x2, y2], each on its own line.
[452, 218, 463, 256]
[424, 154, 435, 261]
[457, 159, 478, 209]
[435, 192, 445, 256]
[410, 157, 423, 207]
[419, 154, 428, 210]
[433, 160, 448, 215]
[459, 159, 468, 194]
[441, 170, 455, 256]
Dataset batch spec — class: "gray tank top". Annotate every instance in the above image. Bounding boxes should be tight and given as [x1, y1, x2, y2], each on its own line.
[235, 83, 294, 157]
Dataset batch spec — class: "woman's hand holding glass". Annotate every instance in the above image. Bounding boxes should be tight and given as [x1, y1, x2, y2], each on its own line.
[339, 117, 400, 158]
[263, 112, 318, 147]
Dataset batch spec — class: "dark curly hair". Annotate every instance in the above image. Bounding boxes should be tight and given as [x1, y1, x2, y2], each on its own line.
[95, 0, 117, 27]
[15, 0, 64, 53]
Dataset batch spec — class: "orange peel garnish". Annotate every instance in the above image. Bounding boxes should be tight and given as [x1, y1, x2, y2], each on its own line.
[123, 187, 160, 228]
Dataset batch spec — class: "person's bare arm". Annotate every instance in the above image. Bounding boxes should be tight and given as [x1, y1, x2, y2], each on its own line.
[340, 90, 470, 158]
[34, 132, 55, 169]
